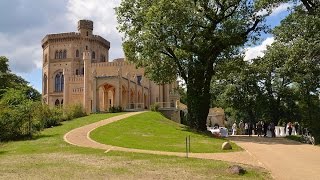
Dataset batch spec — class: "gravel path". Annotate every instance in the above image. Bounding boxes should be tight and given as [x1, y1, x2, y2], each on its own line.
[63, 112, 261, 167]
[228, 136, 320, 180]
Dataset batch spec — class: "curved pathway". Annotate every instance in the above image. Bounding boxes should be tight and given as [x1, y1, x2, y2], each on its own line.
[64, 112, 260, 167]
[228, 136, 320, 180]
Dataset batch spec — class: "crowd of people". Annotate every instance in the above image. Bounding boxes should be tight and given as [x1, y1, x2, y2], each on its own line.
[231, 120, 300, 137]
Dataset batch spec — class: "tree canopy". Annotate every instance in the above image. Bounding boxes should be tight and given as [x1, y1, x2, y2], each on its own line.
[117, 0, 269, 131]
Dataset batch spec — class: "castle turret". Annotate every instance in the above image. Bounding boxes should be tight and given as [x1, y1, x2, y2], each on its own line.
[78, 20, 93, 37]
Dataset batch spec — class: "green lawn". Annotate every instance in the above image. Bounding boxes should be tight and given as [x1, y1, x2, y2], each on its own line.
[90, 112, 241, 153]
[0, 112, 270, 179]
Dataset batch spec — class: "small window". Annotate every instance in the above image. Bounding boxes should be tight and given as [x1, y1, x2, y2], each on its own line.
[43, 74, 48, 95]
[137, 75, 142, 85]
[63, 50, 67, 59]
[61, 99, 63, 105]
[59, 50, 63, 59]
[92, 51, 96, 59]
[76, 69, 79, 75]
[86, 46, 88, 50]
[82, 67, 84, 75]
[86, 31, 89, 36]
[76, 49, 79, 57]
[44, 54, 47, 63]
[55, 51, 59, 59]
[55, 99, 60, 106]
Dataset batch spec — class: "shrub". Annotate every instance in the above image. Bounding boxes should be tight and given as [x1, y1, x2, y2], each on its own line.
[109, 106, 123, 113]
[150, 103, 160, 112]
[64, 104, 86, 120]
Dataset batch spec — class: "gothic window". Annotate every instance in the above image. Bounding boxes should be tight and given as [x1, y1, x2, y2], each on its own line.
[55, 99, 60, 106]
[59, 50, 63, 59]
[76, 49, 79, 57]
[43, 74, 47, 95]
[92, 51, 95, 59]
[76, 69, 79, 75]
[63, 50, 67, 59]
[137, 75, 142, 85]
[55, 51, 59, 59]
[55, 72, 64, 92]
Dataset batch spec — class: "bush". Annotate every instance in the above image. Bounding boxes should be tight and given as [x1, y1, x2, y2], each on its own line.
[64, 104, 86, 120]
[0, 102, 41, 141]
[109, 106, 123, 113]
[150, 103, 160, 112]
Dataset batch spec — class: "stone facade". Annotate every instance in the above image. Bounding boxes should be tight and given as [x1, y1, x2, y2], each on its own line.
[42, 20, 179, 113]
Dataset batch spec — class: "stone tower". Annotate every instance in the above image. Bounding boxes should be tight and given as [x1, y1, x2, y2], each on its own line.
[78, 20, 93, 37]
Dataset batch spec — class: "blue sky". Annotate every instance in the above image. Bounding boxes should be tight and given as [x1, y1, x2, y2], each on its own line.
[0, 0, 290, 92]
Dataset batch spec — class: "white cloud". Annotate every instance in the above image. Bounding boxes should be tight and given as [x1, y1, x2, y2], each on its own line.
[271, 3, 292, 16]
[66, 0, 124, 60]
[244, 37, 275, 61]
[257, 3, 292, 17]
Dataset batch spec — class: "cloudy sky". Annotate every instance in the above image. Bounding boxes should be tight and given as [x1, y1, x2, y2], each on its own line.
[0, 0, 290, 92]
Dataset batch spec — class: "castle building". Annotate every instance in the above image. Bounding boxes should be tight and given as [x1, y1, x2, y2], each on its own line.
[42, 20, 179, 113]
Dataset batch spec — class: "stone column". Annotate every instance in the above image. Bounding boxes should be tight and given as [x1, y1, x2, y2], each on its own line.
[83, 51, 91, 114]
[63, 68, 70, 107]
[92, 70, 97, 113]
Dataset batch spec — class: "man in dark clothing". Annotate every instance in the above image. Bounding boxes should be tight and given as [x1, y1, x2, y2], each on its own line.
[263, 122, 268, 137]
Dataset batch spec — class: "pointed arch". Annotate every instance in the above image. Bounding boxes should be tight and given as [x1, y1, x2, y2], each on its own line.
[59, 50, 63, 59]
[55, 51, 59, 59]
[55, 72, 64, 92]
[76, 49, 79, 57]
[92, 51, 96, 59]
[63, 50, 67, 59]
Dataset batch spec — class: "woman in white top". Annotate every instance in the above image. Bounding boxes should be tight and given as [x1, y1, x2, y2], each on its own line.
[232, 122, 237, 135]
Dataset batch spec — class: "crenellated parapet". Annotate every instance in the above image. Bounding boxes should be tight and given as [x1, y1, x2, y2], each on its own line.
[41, 32, 110, 49]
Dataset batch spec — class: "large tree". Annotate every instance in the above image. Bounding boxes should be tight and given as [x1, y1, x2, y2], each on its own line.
[116, 0, 268, 131]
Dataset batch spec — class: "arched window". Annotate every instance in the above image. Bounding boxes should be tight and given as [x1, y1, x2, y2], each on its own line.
[86, 31, 89, 36]
[55, 51, 59, 59]
[63, 50, 67, 59]
[76, 49, 79, 57]
[55, 72, 64, 92]
[43, 74, 47, 95]
[86, 46, 88, 50]
[55, 99, 60, 106]
[44, 54, 47, 63]
[76, 69, 79, 75]
[59, 50, 63, 59]
[92, 51, 95, 59]
[82, 67, 84, 75]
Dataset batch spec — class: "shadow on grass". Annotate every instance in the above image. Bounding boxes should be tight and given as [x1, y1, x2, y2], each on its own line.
[0, 150, 8, 155]
[31, 133, 59, 140]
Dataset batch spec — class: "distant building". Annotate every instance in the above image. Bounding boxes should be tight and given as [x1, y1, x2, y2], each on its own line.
[41, 20, 179, 113]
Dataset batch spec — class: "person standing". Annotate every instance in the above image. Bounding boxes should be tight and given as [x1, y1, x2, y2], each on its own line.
[257, 121, 263, 137]
[248, 122, 253, 137]
[288, 122, 293, 136]
[239, 120, 244, 135]
[263, 121, 268, 137]
[244, 122, 248, 135]
[232, 122, 237, 135]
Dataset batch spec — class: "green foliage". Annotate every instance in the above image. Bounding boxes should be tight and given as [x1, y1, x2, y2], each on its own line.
[64, 104, 87, 120]
[150, 103, 159, 112]
[117, 0, 268, 131]
[109, 106, 123, 113]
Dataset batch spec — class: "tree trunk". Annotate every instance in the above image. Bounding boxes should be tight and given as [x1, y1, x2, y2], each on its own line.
[186, 65, 212, 131]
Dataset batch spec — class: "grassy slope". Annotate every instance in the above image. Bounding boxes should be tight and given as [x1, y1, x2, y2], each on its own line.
[0, 112, 270, 179]
[90, 112, 241, 153]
